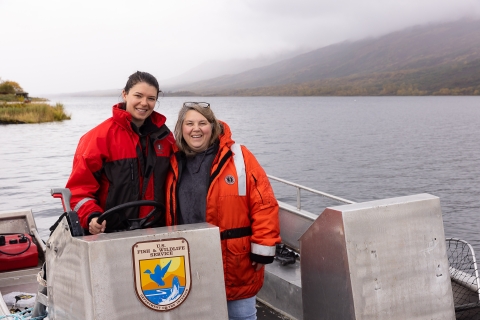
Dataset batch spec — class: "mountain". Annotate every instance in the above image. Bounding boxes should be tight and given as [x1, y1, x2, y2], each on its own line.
[171, 18, 480, 96]
[160, 48, 310, 89]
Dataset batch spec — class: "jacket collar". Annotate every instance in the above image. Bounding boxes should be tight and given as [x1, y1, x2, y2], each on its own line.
[112, 103, 167, 132]
[217, 120, 235, 150]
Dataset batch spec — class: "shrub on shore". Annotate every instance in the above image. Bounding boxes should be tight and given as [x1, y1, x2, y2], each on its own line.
[0, 94, 47, 102]
[0, 103, 71, 124]
[0, 94, 20, 102]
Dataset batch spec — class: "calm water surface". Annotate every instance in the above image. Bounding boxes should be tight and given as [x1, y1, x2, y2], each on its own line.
[0, 96, 478, 251]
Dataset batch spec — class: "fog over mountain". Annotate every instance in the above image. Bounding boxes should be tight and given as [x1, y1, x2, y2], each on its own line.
[161, 48, 310, 87]
[53, 18, 480, 97]
[3, 0, 480, 95]
[165, 18, 480, 96]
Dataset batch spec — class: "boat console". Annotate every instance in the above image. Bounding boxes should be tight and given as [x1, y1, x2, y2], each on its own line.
[43, 216, 228, 319]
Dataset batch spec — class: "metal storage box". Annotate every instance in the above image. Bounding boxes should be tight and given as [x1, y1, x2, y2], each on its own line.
[300, 193, 455, 319]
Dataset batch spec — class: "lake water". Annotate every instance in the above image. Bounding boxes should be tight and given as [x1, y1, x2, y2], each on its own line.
[0, 96, 479, 252]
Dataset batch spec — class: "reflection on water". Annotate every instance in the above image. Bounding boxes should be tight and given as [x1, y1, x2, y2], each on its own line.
[0, 96, 479, 252]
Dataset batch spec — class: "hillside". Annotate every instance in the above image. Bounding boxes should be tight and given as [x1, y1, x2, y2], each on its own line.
[160, 48, 309, 88]
[171, 18, 480, 96]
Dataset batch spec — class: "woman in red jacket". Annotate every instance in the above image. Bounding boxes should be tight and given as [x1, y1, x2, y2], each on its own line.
[66, 71, 174, 234]
[165, 102, 281, 320]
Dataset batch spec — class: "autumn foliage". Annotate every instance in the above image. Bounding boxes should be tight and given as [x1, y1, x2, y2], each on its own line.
[0, 80, 23, 94]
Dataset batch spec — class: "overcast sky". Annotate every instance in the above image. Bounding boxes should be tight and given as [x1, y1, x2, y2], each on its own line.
[1, 0, 480, 95]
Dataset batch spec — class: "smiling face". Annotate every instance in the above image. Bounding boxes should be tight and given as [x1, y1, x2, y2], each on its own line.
[122, 82, 158, 127]
[182, 110, 213, 153]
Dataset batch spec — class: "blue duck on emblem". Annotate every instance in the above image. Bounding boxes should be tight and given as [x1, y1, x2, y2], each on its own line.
[144, 260, 172, 286]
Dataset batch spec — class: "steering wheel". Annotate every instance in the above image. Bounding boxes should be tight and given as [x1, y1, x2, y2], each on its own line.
[96, 200, 165, 232]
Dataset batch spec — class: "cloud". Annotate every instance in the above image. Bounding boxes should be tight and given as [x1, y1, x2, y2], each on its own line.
[1, 0, 479, 94]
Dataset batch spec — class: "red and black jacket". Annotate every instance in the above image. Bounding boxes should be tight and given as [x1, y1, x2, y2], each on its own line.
[66, 103, 174, 230]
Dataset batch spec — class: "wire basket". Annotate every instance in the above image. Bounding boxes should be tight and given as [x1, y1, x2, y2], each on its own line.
[446, 238, 480, 319]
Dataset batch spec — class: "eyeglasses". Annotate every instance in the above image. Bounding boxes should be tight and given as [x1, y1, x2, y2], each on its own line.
[183, 102, 210, 109]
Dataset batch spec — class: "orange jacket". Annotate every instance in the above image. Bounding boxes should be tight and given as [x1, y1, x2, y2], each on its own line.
[166, 121, 281, 300]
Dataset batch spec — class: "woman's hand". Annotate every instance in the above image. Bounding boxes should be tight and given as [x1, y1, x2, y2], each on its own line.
[89, 217, 106, 235]
[252, 261, 265, 272]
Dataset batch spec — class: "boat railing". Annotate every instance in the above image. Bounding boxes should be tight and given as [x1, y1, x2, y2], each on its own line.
[267, 174, 355, 210]
[267, 175, 355, 253]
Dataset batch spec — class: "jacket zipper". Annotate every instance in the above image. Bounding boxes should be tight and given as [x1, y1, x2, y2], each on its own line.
[130, 160, 135, 195]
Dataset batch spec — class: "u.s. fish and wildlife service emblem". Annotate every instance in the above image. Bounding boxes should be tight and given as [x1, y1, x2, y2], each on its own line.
[132, 238, 191, 311]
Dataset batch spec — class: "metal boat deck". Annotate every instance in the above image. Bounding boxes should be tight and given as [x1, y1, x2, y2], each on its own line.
[2, 177, 480, 319]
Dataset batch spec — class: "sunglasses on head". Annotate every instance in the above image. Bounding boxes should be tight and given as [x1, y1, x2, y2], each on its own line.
[183, 102, 210, 109]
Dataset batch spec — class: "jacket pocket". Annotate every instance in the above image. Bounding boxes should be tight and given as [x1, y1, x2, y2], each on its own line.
[225, 237, 258, 287]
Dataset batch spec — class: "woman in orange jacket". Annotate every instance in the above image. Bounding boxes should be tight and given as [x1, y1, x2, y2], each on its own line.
[165, 102, 281, 320]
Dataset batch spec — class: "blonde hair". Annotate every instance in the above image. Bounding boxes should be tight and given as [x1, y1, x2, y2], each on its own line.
[174, 103, 223, 153]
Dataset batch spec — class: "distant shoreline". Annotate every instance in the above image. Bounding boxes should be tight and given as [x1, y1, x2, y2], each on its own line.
[45, 92, 480, 98]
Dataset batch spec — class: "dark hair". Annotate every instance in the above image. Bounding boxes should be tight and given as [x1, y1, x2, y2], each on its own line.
[124, 71, 161, 98]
